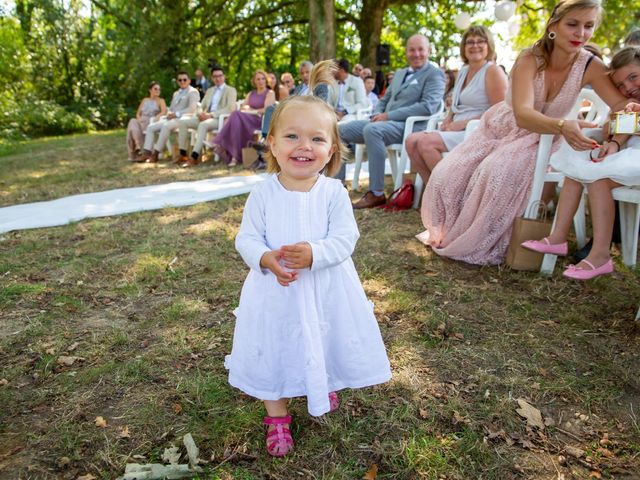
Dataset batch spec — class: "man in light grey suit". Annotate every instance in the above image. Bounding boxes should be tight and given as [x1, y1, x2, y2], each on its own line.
[339, 35, 445, 208]
[329, 59, 369, 122]
[177, 66, 237, 166]
[139, 71, 200, 163]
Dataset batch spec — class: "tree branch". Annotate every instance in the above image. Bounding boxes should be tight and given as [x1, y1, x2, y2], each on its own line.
[89, 0, 134, 28]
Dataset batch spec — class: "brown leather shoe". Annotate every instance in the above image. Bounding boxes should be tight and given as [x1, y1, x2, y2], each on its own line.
[353, 191, 386, 209]
[136, 150, 152, 163]
[146, 151, 159, 163]
[173, 154, 189, 165]
[182, 156, 199, 167]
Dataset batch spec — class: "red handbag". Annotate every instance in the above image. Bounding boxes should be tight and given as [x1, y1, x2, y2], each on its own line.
[382, 179, 414, 211]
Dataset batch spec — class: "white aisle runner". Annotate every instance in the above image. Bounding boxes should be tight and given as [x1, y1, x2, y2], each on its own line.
[0, 163, 379, 234]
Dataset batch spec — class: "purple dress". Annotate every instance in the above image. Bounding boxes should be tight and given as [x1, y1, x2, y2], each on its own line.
[214, 90, 268, 163]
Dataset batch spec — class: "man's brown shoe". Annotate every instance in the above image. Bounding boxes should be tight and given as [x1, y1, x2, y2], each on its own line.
[136, 150, 152, 163]
[146, 151, 159, 163]
[353, 191, 386, 209]
[173, 155, 189, 165]
[182, 156, 199, 167]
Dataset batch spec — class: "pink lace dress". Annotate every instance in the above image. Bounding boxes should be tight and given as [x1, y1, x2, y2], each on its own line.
[418, 49, 591, 265]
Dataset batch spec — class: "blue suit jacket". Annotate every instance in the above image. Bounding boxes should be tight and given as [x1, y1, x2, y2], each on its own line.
[376, 63, 445, 121]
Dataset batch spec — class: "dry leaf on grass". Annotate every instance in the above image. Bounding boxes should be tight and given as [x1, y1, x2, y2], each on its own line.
[565, 445, 585, 458]
[418, 408, 429, 419]
[57, 355, 85, 367]
[76, 475, 96, 480]
[94, 416, 108, 428]
[362, 463, 378, 479]
[0, 378, 8, 387]
[119, 426, 130, 438]
[173, 403, 183, 414]
[516, 399, 544, 430]
[45, 347, 56, 355]
[162, 446, 181, 465]
[589, 472, 602, 479]
[66, 342, 80, 352]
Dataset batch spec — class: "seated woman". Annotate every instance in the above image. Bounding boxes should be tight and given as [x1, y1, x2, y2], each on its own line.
[126, 81, 166, 162]
[417, 0, 629, 266]
[213, 70, 275, 166]
[405, 25, 507, 187]
[522, 46, 640, 279]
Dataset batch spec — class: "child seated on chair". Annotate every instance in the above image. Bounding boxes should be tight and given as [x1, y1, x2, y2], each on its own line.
[522, 47, 640, 280]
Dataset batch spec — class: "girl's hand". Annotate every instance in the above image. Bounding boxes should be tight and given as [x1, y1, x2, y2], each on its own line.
[260, 250, 298, 287]
[594, 140, 620, 162]
[280, 242, 313, 269]
[624, 102, 640, 113]
[562, 119, 598, 151]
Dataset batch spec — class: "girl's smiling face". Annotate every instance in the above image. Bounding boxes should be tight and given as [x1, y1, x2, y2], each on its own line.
[268, 104, 336, 188]
[611, 63, 640, 100]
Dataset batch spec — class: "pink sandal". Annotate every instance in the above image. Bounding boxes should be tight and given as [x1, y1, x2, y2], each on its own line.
[329, 391, 340, 412]
[263, 415, 293, 457]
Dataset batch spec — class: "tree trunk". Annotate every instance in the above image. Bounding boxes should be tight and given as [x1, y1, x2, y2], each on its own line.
[357, 0, 387, 68]
[308, 0, 336, 62]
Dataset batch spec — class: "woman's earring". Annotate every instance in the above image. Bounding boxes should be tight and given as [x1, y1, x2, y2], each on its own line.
[548, 31, 556, 40]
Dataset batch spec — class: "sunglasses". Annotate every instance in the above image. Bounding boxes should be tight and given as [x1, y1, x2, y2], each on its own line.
[177, 78, 190, 82]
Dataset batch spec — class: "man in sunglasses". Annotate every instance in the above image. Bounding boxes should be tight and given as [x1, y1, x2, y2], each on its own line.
[139, 71, 199, 163]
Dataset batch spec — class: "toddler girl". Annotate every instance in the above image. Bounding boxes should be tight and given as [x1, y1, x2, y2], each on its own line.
[522, 46, 640, 279]
[225, 90, 392, 457]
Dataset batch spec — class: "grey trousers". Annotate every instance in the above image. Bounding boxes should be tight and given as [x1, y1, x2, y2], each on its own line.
[338, 119, 406, 192]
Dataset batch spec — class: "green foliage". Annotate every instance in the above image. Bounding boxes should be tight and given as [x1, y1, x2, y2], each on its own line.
[514, 0, 640, 53]
[0, 97, 93, 139]
[3, 0, 637, 143]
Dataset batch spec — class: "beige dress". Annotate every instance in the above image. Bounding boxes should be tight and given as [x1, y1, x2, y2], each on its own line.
[419, 49, 592, 265]
[126, 99, 161, 160]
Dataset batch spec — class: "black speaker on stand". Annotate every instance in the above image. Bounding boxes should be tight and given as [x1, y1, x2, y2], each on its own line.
[376, 44, 390, 66]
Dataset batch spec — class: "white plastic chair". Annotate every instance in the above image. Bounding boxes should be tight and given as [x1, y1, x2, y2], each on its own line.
[350, 103, 445, 192]
[534, 89, 611, 274]
[387, 101, 445, 191]
[612, 185, 640, 267]
[412, 117, 480, 209]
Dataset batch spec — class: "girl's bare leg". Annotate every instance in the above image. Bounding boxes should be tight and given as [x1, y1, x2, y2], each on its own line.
[581, 178, 618, 268]
[548, 178, 584, 244]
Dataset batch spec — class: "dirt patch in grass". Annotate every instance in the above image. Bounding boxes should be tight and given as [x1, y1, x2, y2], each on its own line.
[1, 133, 640, 479]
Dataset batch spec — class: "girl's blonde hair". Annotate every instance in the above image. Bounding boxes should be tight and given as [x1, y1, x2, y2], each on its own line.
[530, 0, 602, 72]
[265, 60, 347, 178]
[460, 25, 497, 63]
[609, 46, 640, 74]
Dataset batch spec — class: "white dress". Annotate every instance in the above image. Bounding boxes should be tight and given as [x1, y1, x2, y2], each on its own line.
[225, 174, 391, 416]
[550, 134, 640, 185]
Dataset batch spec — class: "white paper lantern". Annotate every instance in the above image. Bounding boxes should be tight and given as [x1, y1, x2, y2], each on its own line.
[454, 12, 472, 30]
[495, 1, 516, 22]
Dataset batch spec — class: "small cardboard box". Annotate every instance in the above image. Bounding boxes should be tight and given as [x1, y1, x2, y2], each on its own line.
[612, 112, 639, 135]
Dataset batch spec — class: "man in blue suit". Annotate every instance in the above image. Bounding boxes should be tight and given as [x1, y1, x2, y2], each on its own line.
[340, 34, 445, 208]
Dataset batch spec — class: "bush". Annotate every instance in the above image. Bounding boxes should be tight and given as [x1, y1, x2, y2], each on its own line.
[0, 96, 94, 140]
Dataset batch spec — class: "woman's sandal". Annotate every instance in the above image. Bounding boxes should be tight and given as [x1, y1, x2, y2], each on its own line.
[263, 415, 293, 457]
[328, 391, 340, 413]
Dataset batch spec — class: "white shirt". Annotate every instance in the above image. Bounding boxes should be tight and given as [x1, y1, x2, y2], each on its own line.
[209, 84, 226, 113]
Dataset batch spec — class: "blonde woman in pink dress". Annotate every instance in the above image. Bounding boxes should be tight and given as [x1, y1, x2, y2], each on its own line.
[418, 0, 629, 265]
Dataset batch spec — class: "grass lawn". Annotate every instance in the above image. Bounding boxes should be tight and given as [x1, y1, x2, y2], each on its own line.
[1, 131, 639, 479]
